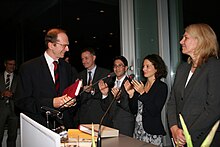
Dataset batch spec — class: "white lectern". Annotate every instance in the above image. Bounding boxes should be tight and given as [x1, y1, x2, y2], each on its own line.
[20, 113, 61, 147]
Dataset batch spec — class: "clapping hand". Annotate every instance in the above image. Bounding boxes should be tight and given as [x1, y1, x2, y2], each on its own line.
[131, 79, 145, 95]
[124, 80, 135, 98]
[111, 87, 121, 100]
[98, 80, 109, 96]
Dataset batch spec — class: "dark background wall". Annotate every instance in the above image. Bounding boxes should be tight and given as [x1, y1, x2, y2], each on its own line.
[0, 0, 219, 72]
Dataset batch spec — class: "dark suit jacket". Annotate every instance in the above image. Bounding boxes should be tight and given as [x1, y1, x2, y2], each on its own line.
[15, 55, 78, 129]
[78, 66, 112, 126]
[0, 72, 17, 113]
[129, 79, 167, 136]
[0, 72, 17, 111]
[101, 76, 135, 137]
[0, 72, 17, 97]
[167, 57, 220, 146]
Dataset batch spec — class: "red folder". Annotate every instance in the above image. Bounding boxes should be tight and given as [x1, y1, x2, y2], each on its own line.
[62, 79, 82, 98]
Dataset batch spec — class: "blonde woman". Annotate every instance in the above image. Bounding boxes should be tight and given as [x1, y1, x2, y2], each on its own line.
[167, 23, 220, 146]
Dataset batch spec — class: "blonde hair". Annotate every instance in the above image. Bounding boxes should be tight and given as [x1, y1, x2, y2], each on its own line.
[185, 23, 219, 66]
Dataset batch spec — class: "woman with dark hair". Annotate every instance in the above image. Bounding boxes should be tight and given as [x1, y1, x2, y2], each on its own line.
[124, 54, 168, 147]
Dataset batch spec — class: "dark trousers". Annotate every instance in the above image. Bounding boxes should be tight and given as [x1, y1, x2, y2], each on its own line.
[0, 101, 18, 147]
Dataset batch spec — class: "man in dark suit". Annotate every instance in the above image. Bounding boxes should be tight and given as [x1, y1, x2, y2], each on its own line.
[78, 47, 112, 126]
[15, 28, 78, 130]
[98, 56, 135, 137]
[0, 57, 18, 147]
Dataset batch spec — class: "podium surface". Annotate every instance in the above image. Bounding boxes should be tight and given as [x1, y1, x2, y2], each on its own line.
[20, 113, 157, 147]
[102, 134, 157, 147]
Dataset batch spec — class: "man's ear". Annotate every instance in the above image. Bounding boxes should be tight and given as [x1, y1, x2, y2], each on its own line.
[48, 42, 55, 49]
[93, 55, 96, 61]
[125, 66, 128, 71]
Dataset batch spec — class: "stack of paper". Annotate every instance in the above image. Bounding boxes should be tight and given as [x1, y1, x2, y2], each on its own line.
[79, 124, 119, 138]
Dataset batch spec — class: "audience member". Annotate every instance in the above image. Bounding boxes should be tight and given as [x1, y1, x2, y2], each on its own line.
[98, 55, 135, 137]
[167, 23, 220, 146]
[15, 28, 78, 130]
[78, 47, 112, 126]
[0, 57, 18, 147]
[124, 54, 168, 147]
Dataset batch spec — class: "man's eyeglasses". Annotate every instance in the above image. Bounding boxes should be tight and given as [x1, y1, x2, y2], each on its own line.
[55, 42, 69, 48]
[113, 64, 125, 68]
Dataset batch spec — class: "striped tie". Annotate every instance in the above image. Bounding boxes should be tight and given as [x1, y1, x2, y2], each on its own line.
[5, 74, 10, 90]
[53, 61, 60, 95]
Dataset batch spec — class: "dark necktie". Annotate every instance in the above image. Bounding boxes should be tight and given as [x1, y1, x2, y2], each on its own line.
[5, 74, 11, 104]
[88, 71, 92, 85]
[53, 61, 60, 95]
[5, 74, 10, 90]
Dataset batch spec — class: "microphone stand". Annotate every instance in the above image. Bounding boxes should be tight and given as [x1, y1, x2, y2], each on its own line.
[41, 106, 64, 131]
[97, 88, 121, 147]
[46, 111, 50, 129]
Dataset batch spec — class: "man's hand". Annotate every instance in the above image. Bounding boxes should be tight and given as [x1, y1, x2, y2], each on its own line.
[53, 94, 76, 108]
[170, 125, 186, 146]
[1, 90, 13, 98]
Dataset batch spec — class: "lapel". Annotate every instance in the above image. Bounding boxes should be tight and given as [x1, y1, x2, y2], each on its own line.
[58, 59, 65, 92]
[92, 67, 100, 84]
[176, 64, 190, 100]
[81, 70, 87, 86]
[183, 63, 205, 101]
[40, 56, 56, 94]
[10, 74, 17, 92]
[0, 73, 5, 90]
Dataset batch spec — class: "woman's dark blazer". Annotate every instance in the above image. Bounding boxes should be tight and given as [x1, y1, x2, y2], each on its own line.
[167, 57, 220, 146]
[129, 79, 168, 135]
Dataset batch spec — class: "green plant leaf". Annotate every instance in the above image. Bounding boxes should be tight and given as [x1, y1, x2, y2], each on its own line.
[91, 123, 96, 147]
[201, 120, 220, 147]
[179, 114, 193, 147]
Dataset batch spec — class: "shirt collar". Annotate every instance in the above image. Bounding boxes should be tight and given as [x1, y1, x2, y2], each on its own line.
[87, 65, 97, 74]
[4, 71, 13, 78]
[44, 51, 59, 66]
[116, 75, 126, 83]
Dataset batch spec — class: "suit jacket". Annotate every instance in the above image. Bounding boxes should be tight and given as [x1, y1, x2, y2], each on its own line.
[129, 79, 168, 136]
[167, 57, 220, 146]
[101, 76, 135, 137]
[78, 66, 112, 126]
[0, 72, 17, 96]
[15, 55, 78, 129]
[0, 72, 17, 112]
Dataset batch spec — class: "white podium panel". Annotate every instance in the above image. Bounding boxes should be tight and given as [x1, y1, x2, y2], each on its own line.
[20, 113, 61, 147]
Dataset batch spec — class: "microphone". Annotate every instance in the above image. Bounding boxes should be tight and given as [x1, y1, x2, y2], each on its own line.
[127, 74, 135, 82]
[79, 72, 116, 95]
[90, 72, 115, 88]
[127, 65, 133, 71]
[41, 106, 63, 119]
